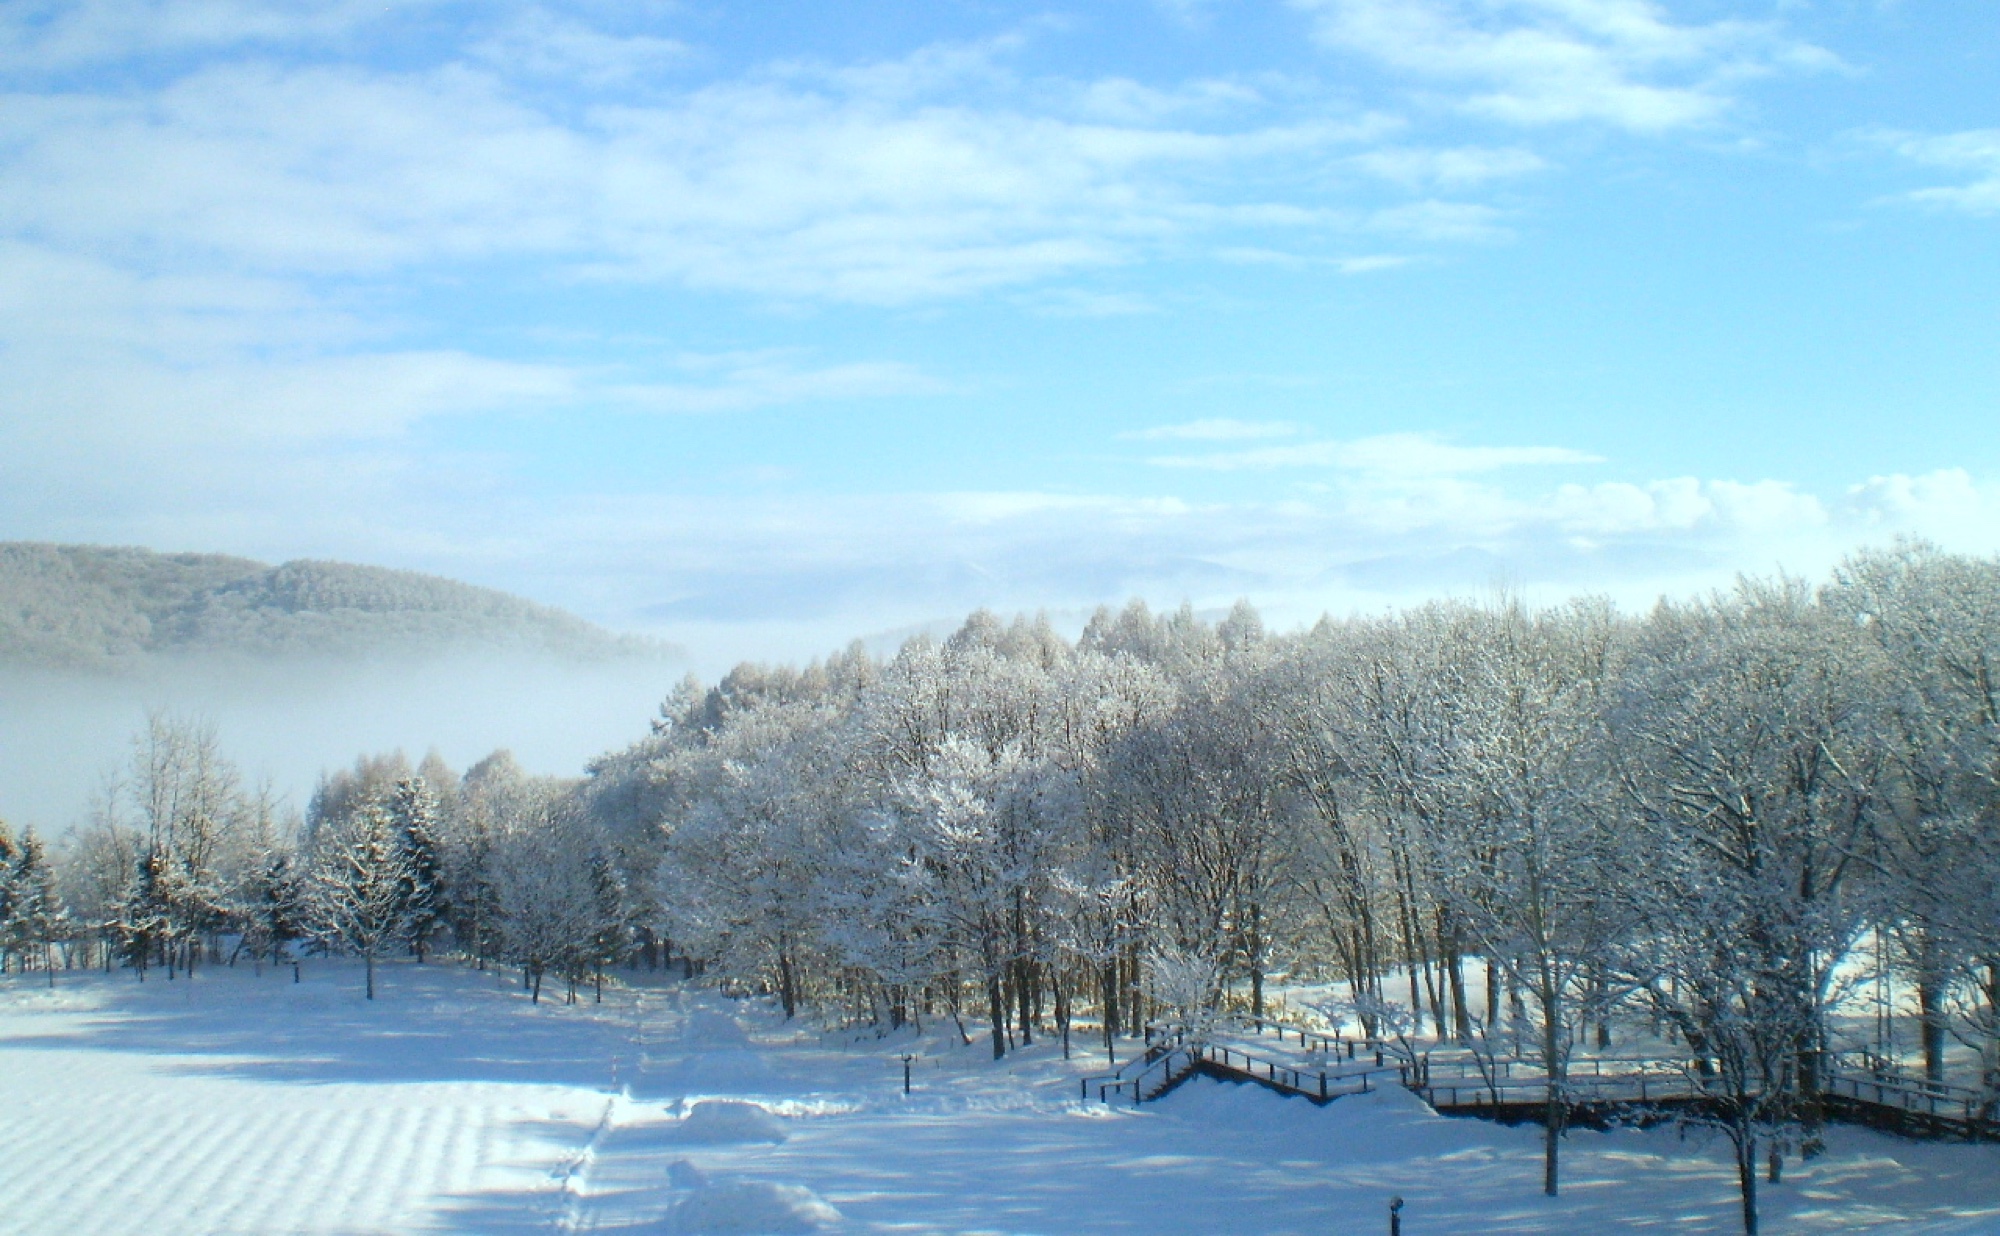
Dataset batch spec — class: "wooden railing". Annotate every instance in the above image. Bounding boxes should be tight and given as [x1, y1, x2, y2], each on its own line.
[1412, 1055, 1697, 1106]
[1081, 1025, 1998, 1142]
[1220, 1012, 1401, 1065]
[1192, 1042, 1409, 1103]
[1084, 1030, 1408, 1107]
[1823, 1071, 1999, 1135]
[1080, 1026, 1195, 1104]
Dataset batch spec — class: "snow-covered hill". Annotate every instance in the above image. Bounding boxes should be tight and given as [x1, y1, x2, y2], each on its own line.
[0, 542, 671, 669]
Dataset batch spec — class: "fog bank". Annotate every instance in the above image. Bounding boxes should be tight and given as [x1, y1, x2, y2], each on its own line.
[0, 652, 685, 832]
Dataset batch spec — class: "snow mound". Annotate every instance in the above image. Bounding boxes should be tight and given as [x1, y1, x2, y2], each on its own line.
[671, 1179, 840, 1233]
[674, 1100, 788, 1144]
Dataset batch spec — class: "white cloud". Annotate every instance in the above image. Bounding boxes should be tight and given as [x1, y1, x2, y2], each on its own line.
[0, 240, 943, 445]
[606, 355, 948, 414]
[467, 10, 692, 87]
[372, 469, 2000, 666]
[1541, 476, 1826, 536]
[1841, 468, 1997, 534]
[1870, 128, 2000, 216]
[1214, 246, 1417, 272]
[1148, 431, 1601, 473]
[1067, 75, 1268, 126]
[1367, 199, 1511, 241]
[1335, 253, 1416, 273]
[1124, 419, 1302, 442]
[0, 0, 435, 71]
[11, 383, 1998, 668]
[1292, 0, 1829, 133]
[1351, 145, 1547, 187]
[1019, 288, 1161, 318]
[0, 44, 1404, 305]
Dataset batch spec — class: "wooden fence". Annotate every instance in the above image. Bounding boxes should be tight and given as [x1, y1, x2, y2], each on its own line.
[1080, 1012, 2000, 1142]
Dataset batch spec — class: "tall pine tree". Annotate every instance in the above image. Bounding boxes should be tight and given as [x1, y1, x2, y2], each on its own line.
[391, 778, 447, 963]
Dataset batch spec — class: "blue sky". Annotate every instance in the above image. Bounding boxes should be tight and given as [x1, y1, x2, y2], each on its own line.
[3, 0, 1998, 666]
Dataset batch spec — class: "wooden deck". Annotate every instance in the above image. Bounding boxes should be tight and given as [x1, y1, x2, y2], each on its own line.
[1080, 1014, 2000, 1143]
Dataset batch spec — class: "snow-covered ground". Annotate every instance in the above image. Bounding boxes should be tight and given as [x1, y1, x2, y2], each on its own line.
[2, 962, 1997, 1234]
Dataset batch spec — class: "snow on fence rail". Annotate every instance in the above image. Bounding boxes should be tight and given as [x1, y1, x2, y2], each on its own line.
[1220, 1012, 1401, 1064]
[1080, 1015, 1999, 1142]
[1822, 1072, 2000, 1135]
[1081, 1027, 1410, 1108]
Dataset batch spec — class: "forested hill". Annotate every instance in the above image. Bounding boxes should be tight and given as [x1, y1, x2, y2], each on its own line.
[0, 543, 671, 669]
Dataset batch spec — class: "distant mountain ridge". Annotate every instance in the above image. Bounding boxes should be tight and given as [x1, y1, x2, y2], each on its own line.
[0, 543, 672, 669]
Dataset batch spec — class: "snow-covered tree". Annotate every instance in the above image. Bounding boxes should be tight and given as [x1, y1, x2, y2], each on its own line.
[489, 782, 601, 1004]
[1826, 541, 2000, 1094]
[308, 796, 409, 999]
[1618, 580, 1880, 1233]
[123, 713, 253, 977]
[3, 828, 66, 985]
[390, 776, 448, 962]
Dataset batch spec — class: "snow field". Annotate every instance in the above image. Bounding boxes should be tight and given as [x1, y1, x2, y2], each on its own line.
[3, 962, 1999, 1234]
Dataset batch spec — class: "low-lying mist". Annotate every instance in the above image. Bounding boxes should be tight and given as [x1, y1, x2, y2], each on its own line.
[0, 651, 686, 832]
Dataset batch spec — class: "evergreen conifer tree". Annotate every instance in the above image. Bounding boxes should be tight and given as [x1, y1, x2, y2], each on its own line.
[391, 778, 447, 962]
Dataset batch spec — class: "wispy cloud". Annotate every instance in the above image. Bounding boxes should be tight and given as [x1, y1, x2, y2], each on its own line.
[608, 354, 947, 414]
[1292, 0, 1832, 132]
[0, 0, 436, 71]
[467, 10, 693, 87]
[1214, 246, 1417, 272]
[1368, 199, 1511, 242]
[1147, 431, 1601, 473]
[1019, 288, 1161, 318]
[1867, 128, 2000, 216]
[0, 245, 942, 444]
[1350, 144, 1546, 187]
[0, 38, 1413, 306]
[1123, 418, 1302, 442]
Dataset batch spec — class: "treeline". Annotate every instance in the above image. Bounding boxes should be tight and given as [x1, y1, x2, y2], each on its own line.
[10, 540, 1999, 1232]
[33, 719, 652, 1004]
[579, 539, 1999, 1227]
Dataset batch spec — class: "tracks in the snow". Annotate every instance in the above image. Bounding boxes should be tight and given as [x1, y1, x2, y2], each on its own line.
[552, 1095, 617, 1233]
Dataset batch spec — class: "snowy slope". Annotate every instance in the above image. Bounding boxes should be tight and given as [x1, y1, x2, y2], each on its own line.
[1, 963, 1996, 1234]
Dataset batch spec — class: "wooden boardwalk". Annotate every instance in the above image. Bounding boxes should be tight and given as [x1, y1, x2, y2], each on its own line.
[1081, 1014, 2000, 1143]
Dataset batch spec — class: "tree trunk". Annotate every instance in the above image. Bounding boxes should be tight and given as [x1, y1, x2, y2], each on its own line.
[986, 971, 1007, 1060]
[1015, 957, 1034, 1047]
[1126, 950, 1145, 1038]
[1054, 971, 1072, 1060]
[1447, 951, 1471, 1043]
[365, 952, 375, 1000]
[1985, 963, 2000, 1101]
[1735, 1123, 1760, 1235]
[1798, 1037, 1826, 1159]
[1102, 959, 1119, 1062]
[1919, 973, 1948, 1087]
[1542, 1001, 1562, 1197]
